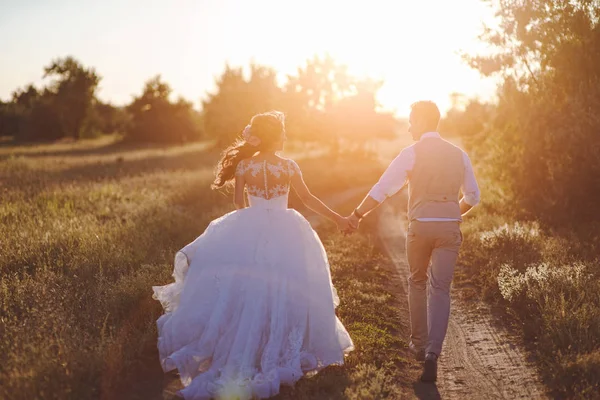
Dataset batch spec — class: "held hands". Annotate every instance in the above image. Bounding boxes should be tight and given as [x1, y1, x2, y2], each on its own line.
[349, 213, 360, 229]
[334, 213, 360, 235]
[345, 213, 360, 234]
[335, 215, 353, 233]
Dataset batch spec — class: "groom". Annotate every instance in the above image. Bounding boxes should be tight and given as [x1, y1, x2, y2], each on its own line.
[346, 101, 480, 382]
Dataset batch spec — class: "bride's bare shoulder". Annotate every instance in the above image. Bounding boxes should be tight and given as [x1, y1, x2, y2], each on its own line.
[275, 156, 296, 165]
[275, 155, 293, 162]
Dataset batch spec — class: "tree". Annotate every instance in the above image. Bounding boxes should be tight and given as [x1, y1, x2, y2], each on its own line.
[283, 55, 397, 151]
[285, 54, 356, 112]
[439, 98, 493, 150]
[43, 56, 101, 138]
[466, 0, 600, 83]
[0, 100, 14, 137]
[202, 56, 393, 151]
[283, 55, 355, 144]
[126, 75, 201, 143]
[90, 101, 129, 135]
[465, 0, 600, 226]
[328, 79, 397, 149]
[203, 64, 282, 146]
[1, 84, 64, 141]
[1, 57, 101, 141]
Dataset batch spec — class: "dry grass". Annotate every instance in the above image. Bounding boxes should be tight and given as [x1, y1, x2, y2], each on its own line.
[0, 137, 418, 399]
[456, 182, 600, 399]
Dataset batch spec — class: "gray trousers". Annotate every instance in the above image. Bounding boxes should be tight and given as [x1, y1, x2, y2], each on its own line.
[407, 221, 462, 356]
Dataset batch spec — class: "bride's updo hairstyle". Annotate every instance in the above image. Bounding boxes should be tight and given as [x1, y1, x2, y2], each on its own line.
[212, 111, 286, 189]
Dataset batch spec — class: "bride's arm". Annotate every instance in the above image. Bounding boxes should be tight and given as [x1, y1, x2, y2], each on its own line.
[291, 169, 348, 229]
[234, 173, 246, 209]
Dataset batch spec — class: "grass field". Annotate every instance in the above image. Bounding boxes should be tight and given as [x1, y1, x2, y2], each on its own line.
[454, 184, 600, 399]
[0, 136, 421, 399]
[10, 134, 600, 399]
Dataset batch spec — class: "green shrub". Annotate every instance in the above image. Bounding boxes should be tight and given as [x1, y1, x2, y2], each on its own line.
[459, 221, 543, 300]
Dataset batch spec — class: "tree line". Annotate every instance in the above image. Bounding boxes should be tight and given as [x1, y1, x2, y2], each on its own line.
[0, 55, 398, 149]
[442, 0, 600, 228]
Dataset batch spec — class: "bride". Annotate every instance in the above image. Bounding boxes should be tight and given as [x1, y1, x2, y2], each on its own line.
[153, 111, 354, 399]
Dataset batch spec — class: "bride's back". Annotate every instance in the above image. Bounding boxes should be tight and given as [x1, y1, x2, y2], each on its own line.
[236, 155, 300, 200]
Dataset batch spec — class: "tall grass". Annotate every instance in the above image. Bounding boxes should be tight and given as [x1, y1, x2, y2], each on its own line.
[0, 141, 226, 399]
[458, 201, 600, 398]
[0, 138, 417, 399]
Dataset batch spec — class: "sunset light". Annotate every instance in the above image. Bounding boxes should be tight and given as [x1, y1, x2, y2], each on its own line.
[0, 0, 497, 115]
[5, 0, 597, 398]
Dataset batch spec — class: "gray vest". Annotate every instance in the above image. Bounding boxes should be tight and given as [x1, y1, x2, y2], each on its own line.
[407, 137, 464, 221]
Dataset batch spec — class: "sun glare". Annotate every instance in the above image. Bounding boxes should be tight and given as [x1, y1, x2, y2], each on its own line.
[0, 0, 497, 116]
[210, 0, 498, 115]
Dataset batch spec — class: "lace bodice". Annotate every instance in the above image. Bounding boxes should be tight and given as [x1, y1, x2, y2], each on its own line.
[236, 158, 300, 200]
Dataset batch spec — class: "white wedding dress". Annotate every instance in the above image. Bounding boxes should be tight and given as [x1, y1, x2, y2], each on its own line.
[152, 158, 354, 400]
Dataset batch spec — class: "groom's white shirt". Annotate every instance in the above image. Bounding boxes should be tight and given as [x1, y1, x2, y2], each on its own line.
[368, 132, 480, 222]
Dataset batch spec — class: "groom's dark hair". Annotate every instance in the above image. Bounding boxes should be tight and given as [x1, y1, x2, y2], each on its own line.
[410, 101, 441, 130]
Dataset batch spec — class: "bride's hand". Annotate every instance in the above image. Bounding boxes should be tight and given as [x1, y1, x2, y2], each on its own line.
[335, 215, 352, 233]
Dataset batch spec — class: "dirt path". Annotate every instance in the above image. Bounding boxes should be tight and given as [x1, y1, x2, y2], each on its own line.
[377, 202, 548, 399]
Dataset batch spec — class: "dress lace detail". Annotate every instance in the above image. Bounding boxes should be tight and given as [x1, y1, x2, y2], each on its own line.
[268, 184, 288, 198]
[236, 158, 300, 200]
[236, 160, 263, 177]
[266, 162, 286, 178]
[247, 186, 267, 198]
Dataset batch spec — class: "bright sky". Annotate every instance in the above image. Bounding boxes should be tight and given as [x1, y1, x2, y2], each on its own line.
[0, 0, 497, 116]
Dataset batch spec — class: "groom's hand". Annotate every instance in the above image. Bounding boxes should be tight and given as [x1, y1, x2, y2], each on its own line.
[346, 214, 360, 233]
[338, 217, 355, 235]
[335, 216, 353, 233]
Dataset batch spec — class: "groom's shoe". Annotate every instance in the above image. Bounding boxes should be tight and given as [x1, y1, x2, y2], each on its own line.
[409, 342, 426, 362]
[420, 352, 438, 383]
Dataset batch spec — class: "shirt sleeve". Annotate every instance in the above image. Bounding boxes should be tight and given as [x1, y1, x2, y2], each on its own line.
[461, 151, 480, 206]
[368, 147, 415, 203]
